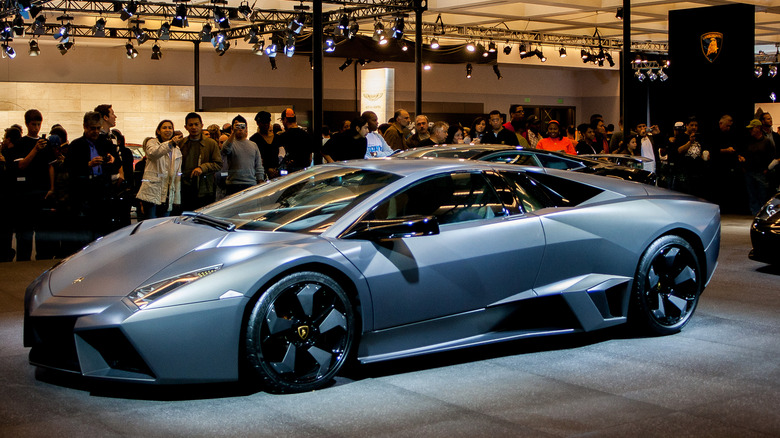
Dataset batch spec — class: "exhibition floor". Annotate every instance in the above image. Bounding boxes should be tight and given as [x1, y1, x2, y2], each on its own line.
[0, 215, 778, 437]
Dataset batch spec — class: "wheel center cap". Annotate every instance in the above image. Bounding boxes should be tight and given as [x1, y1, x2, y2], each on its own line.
[297, 325, 310, 340]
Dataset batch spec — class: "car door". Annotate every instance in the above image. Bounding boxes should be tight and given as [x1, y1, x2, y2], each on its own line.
[332, 170, 545, 330]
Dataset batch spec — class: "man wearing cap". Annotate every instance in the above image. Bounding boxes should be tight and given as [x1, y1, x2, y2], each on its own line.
[383, 109, 411, 151]
[741, 118, 778, 215]
[482, 110, 520, 146]
[250, 111, 280, 178]
[536, 120, 576, 154]
[276, 108, 314, 173]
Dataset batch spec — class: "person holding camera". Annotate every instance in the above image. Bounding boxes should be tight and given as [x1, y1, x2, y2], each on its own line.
[136, 120, 183, 219]
[669, 117, 712, 199]
[221, 115, 264, 196]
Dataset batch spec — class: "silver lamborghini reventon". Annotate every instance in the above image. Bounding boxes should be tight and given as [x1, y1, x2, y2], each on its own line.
[24, 159, 720, 393]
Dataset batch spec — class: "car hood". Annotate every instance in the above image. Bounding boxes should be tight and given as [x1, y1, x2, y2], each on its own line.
[47, 218, 311, 298]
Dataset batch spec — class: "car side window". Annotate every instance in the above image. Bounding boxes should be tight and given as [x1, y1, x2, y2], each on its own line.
[481, 151, 540, 166]
[498, 171, 555, 212]
[370, 172, 507, 225]
[534, 154, 586, 170]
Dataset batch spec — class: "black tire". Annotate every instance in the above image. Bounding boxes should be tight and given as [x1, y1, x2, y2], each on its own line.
[632, 235, 702, 335]
[245, 272, 355, 393]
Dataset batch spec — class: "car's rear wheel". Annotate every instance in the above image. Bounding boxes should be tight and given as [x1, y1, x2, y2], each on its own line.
[632, 235, 702, 335]
[245, 272, 355, 393]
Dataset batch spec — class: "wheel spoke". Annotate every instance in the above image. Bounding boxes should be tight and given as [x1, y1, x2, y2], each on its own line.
[647, 265, 660, 289]
[307, 346, 333, 378]
[318, 308, 347, 334]
[667, 294, 689, 313]
[296, 283, 320, 317]
[270, 343, 297, 374]
[266, 305, 295, 335]
[652, 293, 667, 319]
[673, 265, 697, 288]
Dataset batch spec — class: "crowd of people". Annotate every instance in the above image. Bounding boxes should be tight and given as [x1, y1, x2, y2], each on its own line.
[1, 103, 779, 262]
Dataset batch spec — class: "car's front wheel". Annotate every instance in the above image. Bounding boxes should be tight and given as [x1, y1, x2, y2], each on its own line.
[245, 272, 355, 393]
[632, 235, 702, 335]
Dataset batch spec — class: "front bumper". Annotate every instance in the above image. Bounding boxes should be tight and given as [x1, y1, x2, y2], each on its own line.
[24, 270, 249, 384]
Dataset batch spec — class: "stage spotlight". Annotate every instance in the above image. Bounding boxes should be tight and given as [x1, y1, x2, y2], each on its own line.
[2, 44, 16, 59]
[755, 65, 764, 78]
[238, 1, 252, 20]
[28, 39, 39, 56]
[92, 18, 106, 37]
[213, 7, 230, 29]
[771, 92, 777, 102]
[605, 52, 615, 67]
[13, 15, 24, 37]
[245, 25, 259, 44]
[488, 40, 496, 53]
[348, 19, 359, 39]
[133, 26, 149, 45]
[120, 1, 137, 21]
[559, 47, 567, 58]
[430, 38, 439, 49]
[151, 43, 162, 60]
[288, 12, 304, 34]
[635, 70, 646, 82]
[33, 15, 45, 35]
[200, 23, 212, 42]
[269, 57, 277, 70]
[466, 40, 475, 52]
[658, 68, 668, 81]
[284, 33, 295, 57]
[399, 40, 408, 51]
[171, 3, 188, 28]
[338, 14, 349, 34]
[158, 22, 170, 41]
[1, 21, 14, 41]
[252, 40, 264, 55]
[518, 43, 527, 55]
[53, 23, 69, 42]
[493, 64, 502, 79]
[216, 40, 230, 56]
[392, 16, 404, 39]
[211, 31, 226, 48]
[466, 63, 472, 79]
[339, 58, 353, 71]
[536, 49, 547, 62]
[373, 19, 384, 40]
[503, 43, 511, 55]
[423, 62, 432, 71]
[616, 7, 623, 20]
[125, 42, 137, 59]
[324, 36, 335, 52]
[769, 65, 778, 77]
[648, 70, 658, 81]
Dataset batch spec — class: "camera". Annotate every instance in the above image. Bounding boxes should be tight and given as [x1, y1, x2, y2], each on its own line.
[40, 134, 62, 149]
[236, 123, 246, 130]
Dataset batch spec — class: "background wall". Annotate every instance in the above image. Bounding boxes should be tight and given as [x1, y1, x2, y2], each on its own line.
[0, 42, 620, 143]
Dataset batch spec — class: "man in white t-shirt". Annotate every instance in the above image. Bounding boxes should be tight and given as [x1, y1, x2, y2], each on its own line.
[636, 122, 660, 173]
[362, 111, 394, 158]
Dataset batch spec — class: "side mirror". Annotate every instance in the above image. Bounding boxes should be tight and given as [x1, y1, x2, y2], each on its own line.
[343, 215, 440, 241]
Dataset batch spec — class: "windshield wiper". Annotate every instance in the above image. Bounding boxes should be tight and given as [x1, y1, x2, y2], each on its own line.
[182, 211, 236, 232]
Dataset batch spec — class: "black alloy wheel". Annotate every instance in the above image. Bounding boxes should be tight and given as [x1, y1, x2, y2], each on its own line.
[246, 272, 355, 393]
[632, 235, 702, 335]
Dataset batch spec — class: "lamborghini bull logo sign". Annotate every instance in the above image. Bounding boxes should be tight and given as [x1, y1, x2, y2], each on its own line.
[297, 325, 310, 340]
[701, 32, 723, 63]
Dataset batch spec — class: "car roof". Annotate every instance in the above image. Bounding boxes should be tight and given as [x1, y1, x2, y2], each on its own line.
[328, 157, 525, 177]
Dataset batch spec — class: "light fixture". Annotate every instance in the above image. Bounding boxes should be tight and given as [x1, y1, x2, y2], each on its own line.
[770, 65, 779, 77]
[216, 40, 230, 56]
[158, 22, 170, 40]
[238, 1, 252, 20]
[171, 3, 188, 28]
[339, 58, 353, 71]
[125, 41, 138, 59]
[605, 52, 615, 67]
[466, 40, 475, 52]
[466, 63, 472, 79]
[265, 35, 278, 57]
[372, 19, 384, 41]
[338, 14, 349, 34]
[658, 68, 668, 81]
[288, 12, 305, 34]
[616, 7, 624, 20]
[56, 40, 73, 55]
[133, 26, 149, 45]
[493, 64, 502, 79]
[269, 57, 277, 70]
[635, 70, 646, 82]
[399, 40, 408, 51]
[430, 38, 439, 49]
[33, 15, 45, 35]
[284, 33, 295, 57]
[537, 49, 547, 62]
[348, 19, 359, 39]
[581, 49, 589, 60]
[755, 65, 764, 78]
[771, 92, 777, 102]
[559, 47, 567, 57]
[92, 18, 106, 37]
[423, 62, 432, 71]
[434, 13, 445, 35]
[2, 44, 16, 59]
[377, 31, 388, 45]
[200, 23, 212, 42]
[1, 21, 13, 41]
[503, 42, 511, 55]
[324, 36, 335, 52]
[252, 40, 264, 55]
[488, 40, 496, 53]
[13, 15, 24, 37]
[53, 23, 69, 42]
[648, 70, 658, 81]
[518, 43, 527, 55]
[213, 7, 230, 29]
[151, 43, 162, 60]
[211, 31, 226, 48]
[392, 16, 404, 39]
[120, 1, 137, 21]
[28, 39, 39, 56]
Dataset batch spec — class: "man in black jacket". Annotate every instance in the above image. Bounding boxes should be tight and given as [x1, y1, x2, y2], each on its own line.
[481, 110, 519, 146]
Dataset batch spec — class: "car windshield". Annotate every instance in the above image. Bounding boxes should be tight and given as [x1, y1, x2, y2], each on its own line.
[396, 147, 492, 159]
[197, 166, 402, 234]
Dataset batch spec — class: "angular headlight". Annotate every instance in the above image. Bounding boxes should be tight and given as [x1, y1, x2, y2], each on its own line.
[757, 196, 780, 221]
[128, 265, 222, 309]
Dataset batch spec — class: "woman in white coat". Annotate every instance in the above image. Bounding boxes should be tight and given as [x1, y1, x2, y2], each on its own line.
[136, 120, 183, 219]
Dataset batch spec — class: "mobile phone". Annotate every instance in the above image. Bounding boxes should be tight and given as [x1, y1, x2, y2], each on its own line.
[236, 123, 246, 130]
